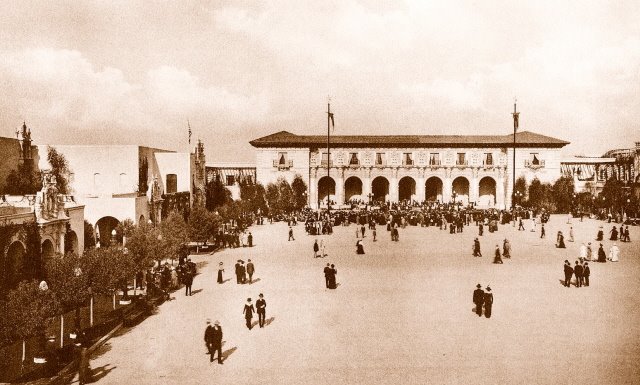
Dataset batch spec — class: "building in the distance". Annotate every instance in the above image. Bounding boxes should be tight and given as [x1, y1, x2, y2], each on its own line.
[37, 140, 206, 244]
[250, 130, 569, 209]
[206, 163, 256, 200]
[560, 156, 616, 194]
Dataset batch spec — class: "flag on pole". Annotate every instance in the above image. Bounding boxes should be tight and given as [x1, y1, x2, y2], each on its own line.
[513, 112, 519, 131]
[329, 112, 335, 132]
[188, 120, 192, 144]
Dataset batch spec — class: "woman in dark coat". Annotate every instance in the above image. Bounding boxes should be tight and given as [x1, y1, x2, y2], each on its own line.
[596, 226, 604, 241]
[556, 231, 566, 248]
[328, 264, 337, 289]
[217, 262, 224, 284]
[597, 243, 607, 262]
[609, 226, 618, 241]
[356, 240, 365, 254]
[493, 245, 503, 264]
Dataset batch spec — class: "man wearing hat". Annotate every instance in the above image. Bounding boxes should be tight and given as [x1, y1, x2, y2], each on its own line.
[563, 260, 574, 287]
[256, 293, 267, 328]
[483, 286, 493, 318]
[246, 259, 255, 284]
[472, 284, 485, 317]
[204, 320, 223, 364]
[235, 260, 242, 284]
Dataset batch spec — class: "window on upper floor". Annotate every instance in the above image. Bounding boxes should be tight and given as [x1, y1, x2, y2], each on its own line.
[166, 174, 177, 193]
[429, 153, 440, 165]
[403, 153, 413, 165]
[484, 153, 493, 165]
[530, 153, 540, 165]
[376, 152, 384, 165]
[349, 152, 359, 165]
[278, 152, 287, 165]
[457, 153, 466, 165]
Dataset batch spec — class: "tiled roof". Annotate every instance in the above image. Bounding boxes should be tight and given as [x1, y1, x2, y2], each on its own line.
[250, 130, 570, 148]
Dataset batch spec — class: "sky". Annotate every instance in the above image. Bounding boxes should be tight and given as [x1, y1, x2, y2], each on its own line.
[0, 0, 638, 162]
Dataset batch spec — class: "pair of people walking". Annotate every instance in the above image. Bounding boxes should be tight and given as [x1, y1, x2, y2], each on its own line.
[243, 294, 267, 330]
[204, 320, 223, 364]
[323, 263, 338, 289]
[234, 259, 256, 284]
[313, 239, 327, 258]
[472, 284, 493, 318]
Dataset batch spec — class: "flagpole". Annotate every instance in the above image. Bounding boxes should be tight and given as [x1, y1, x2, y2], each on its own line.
[327, 100, 331, 215]
[511, 100, 518, 210]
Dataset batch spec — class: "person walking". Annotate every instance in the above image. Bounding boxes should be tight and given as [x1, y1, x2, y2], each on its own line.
[563, 260, 574, 287]
[372, 227, 377, 242]
[320, 239, 326, 258]
[217, 262, 224, 284]
[328, 264, 338, 289]
[246, 259, 255, 283]
[597, 243, 607, 262]
[596, 226, 604, 241]
[204, 320, 223, 364]
[556, 231, 566, 248]
[288, 227, 295, 241]
[473, 238, 482, 257]
[473, 284, 484, 317]
[483, 287, 493, 318]
[256, 293, 267, 328]
[493, 245, 503, 264]
[586, 242, 593, 261]
[239, 261, 247, 284]
[248, 232, 253, 247]
[569, 227, 575, 242]
[583, 262, 590, 287]
[518, 218, 525, 231]
[184, 268, 193, 296]
[323, 263, 331, 288]
[313, 239, 319, 258]
[356, 239, 365, 254]
[540, 223, 546, 239]
[235, 260, 242, 284]
[574, 261, 583, 288]
[478, 222, 484, 236]
[502, 239, 511, 259]
[243, 298, 255, 330]
[579, 243, 587, 261]
[608, 244, 620, 262]
[361, 224, 366, 238]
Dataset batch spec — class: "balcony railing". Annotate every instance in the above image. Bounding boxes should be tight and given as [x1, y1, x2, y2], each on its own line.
[320, 159, 333, 167]
[482, 160, 494, 167]
[402, 160, 414, 167]
[349, 160, 360, 167]
[374, 161, 386, 167]
[273, 159, 294, 169]
[455, 160, 468, 167]
[525, 159, 545, 169]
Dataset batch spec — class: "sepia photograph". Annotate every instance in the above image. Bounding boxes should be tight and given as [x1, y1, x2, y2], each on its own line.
[0, 1, 639, 384]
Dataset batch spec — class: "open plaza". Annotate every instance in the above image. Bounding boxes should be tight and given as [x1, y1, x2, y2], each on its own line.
[80, 216, 639, 385]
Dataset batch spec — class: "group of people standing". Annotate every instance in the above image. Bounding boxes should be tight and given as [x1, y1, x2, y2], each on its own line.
[563, 260, 591, 287]
[229, 259, 256, 284]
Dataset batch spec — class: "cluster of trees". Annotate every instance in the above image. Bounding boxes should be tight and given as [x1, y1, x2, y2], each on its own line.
[514, 176, 637, 215]
[264, 175, 307, 214]
[1, 146, 71, 196]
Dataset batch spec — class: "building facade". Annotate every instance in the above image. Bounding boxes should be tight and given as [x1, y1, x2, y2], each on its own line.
[205, 163, 256, 200]
[250, 130, 569, 209]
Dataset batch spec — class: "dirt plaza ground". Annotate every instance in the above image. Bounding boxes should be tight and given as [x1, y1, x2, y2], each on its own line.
[84, 215, 640, 385]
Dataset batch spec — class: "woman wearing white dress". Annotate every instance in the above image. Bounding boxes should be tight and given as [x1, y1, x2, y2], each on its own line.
[579, 243, 587, 260]
[608, 244, 620, 262]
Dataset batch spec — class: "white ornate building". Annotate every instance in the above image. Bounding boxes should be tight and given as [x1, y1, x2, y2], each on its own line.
[250, 130, 569, 209]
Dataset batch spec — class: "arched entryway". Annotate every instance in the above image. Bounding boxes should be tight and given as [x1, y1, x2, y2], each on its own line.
[398, 176, 416, 202]
[344, 176, 363, 203]
[2, 241, 25, 289]
[96, 216, 120, 246]
[64, 231, 79, 255]
[425, 176, 443, 202]
[452, 176, 470, 205]
[317, 176, 336, 205]
[42, 238, 55, 268]
[478, 177, 497, 207]
[371, 176, 390, 203]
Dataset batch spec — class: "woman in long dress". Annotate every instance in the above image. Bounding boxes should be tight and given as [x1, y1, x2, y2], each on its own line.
[320, 239, 326, 258]
[217, 262, 224, 284]
[502, 239, 511, 259]
[356, 240, 365, 254]
[586, 243, 593, 261]
[579, 243, 587, 260]
[610, 226, 618, 241]
[608, 244, 620, 262]
[556, 232, 566, 248]
[493, 245, 503, 264]
[596, 226, 604, 241]
[597, 244, 607, 262]
[328, 264, 337, 289]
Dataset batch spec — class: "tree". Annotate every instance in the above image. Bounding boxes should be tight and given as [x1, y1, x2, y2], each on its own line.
[125, 221, 158, 271]
[160, 212, 190, 264]
[552, 177, 575, 213]
[115, 218, 136, 246]
[265, 182, 279, 214]
[528, 178, 555, 212]
[3, 161, 40, 195]
[84, 220, 96, 250]
[83, 247, 135, 309]
[44, 253, 91, 335]
[205, 176, 232, 211]
[600, 178, 625, 214]
[239, 180, 268, 214]
[291, 174, 308, 211]
[188, 204, 220, 244]
[514, 176, 528, 206]
[47, 146, 72, 194]
[5, 280, 59, 361]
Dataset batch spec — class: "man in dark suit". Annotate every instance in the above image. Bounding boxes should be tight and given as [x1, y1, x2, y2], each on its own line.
[563, 260, 573, 287]
[256, 293, 267, 328]
[239, 261, 247, 284]
[473, 284, 484, 317]
[243, 298, 255, 330]
[204, 320, 223, 364]
[246, 259, 255, 283]
[583, 262, 590, 287]
[183, 269, 193, 296]
[323, 263, 331, 288]
[574, 261, 583, 288]
[483, 286, 493, 318]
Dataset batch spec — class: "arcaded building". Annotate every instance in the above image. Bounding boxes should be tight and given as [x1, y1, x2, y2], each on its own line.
[250, 130, 569, 209]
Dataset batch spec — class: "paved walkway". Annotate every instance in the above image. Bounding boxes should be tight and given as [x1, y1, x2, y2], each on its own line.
[81, 216, 640, 384]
